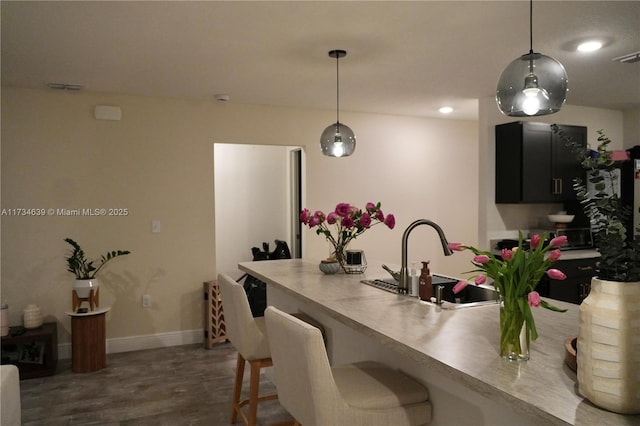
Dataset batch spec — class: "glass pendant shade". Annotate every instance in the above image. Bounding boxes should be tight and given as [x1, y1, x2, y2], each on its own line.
[496, 52, 568, 117]
[320, 122, 356, 157]
[321, 49, 355, 157]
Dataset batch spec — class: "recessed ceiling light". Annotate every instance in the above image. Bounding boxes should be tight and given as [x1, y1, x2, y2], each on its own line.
[577, 41, 602, 52]
[439, 106, 453, 114]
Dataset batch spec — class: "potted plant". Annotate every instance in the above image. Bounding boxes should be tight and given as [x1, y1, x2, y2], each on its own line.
[65, 238, 130, 310]
[552, 125, 640, 414]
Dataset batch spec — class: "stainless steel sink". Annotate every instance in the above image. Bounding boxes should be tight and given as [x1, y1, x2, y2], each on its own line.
[431, 282, 499, 309]
[361, 276, 499, 309]
[361, 278, 401, 293]
[449, 283, 499, 303]
[428, 283, 499, 310]
[361, 274, 459, 294]
[436, 299, 498, 310]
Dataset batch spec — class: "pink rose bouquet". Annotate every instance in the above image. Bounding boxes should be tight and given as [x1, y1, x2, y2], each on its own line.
[300, 202, 395, 270]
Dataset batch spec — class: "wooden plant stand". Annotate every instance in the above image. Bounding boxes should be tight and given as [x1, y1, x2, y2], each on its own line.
[72, 288, 99, 312]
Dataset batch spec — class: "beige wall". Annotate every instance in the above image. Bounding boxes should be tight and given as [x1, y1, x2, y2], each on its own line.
[1, 87, 478, 347]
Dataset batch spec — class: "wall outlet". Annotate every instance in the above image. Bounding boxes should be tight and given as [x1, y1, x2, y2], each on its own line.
[142, 294, 151, 308]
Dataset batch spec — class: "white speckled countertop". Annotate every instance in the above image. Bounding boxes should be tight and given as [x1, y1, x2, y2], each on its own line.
[554, 249, 600, 261]
[239, 258, 639, 426]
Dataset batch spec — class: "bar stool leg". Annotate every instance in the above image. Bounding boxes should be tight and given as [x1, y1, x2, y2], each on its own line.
[248, 360, 261, 426]
[231, 352, 245, 423]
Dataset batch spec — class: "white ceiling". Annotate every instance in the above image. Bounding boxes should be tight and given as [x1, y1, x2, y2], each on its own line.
[1, 1, 639, 120]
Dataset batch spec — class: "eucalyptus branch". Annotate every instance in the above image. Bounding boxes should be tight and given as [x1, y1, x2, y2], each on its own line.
[551, 125, 640, 282]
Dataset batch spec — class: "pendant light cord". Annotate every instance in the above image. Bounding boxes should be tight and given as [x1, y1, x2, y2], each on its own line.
[529, 0, 533, 53]
[528, 0, 534, 72]
[336, 53, 340, 127]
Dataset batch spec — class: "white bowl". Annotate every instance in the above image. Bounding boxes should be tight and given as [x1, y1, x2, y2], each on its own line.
[548, 214, 575, 223]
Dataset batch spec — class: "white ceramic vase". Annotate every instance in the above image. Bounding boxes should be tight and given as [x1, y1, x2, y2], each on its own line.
[23, 304, 43, 329]
[577, 277, 640, 414]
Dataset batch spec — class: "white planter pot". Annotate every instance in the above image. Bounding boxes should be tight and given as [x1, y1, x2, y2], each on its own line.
[73, 279, 100, 298]
[72, 279, 101, 311]
[577, 277, 640, 414]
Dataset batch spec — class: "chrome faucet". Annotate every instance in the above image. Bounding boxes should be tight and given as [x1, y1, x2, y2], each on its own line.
[399, 219, 453, 294]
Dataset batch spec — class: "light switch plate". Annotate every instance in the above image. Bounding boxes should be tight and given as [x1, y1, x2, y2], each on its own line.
[151, 220, 161, 233]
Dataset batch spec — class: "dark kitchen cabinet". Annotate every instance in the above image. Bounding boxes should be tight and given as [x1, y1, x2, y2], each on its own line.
[495, 121, 587, 203]
[547, 257, 597, 304]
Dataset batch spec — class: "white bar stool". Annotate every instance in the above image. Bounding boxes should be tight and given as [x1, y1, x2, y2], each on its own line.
[218, 273, 277, 426]
[265, 306, 432, 426]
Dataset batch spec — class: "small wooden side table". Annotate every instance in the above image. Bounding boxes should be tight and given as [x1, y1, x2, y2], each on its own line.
[0, 322, 58, 379]
[66, 307, 110, 373]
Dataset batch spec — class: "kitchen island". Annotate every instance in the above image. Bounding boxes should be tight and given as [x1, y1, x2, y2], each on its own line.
[239, 259, 639, 426]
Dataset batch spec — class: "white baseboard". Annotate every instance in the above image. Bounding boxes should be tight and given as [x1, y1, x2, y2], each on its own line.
[57, 328, 204, 360]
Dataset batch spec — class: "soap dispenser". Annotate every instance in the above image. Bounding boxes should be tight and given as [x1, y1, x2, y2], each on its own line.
[419, 261, 433, 301]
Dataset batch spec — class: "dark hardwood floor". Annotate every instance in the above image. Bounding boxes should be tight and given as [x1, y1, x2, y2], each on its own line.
[19, 342, 293, 425]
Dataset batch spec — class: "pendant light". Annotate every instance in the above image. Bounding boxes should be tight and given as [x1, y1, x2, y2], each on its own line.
[320, 49, 356, 157]
[496, 0, 568, 116]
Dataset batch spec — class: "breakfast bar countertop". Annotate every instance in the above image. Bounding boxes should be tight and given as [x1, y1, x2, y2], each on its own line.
[239, 258, 639, 426]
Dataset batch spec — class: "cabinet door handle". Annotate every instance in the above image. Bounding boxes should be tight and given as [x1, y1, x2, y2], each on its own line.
[577, 266, 593, 272]
[552, 178, 562, 195]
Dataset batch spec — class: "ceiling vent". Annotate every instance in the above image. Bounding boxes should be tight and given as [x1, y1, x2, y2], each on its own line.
[47, 83, 83, 91]
[612, 51, 640, 64]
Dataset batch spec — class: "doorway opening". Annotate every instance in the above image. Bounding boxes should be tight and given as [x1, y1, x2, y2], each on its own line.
[213, 143, 304, 278]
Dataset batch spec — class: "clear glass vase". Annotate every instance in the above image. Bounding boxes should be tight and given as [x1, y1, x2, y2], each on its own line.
[330, 245, 347, 273]
[499, 297, 530, 361]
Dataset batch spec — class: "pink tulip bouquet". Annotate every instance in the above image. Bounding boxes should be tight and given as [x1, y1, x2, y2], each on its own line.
[447, 231, 567, 361]
[300, 202, 395, 271]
